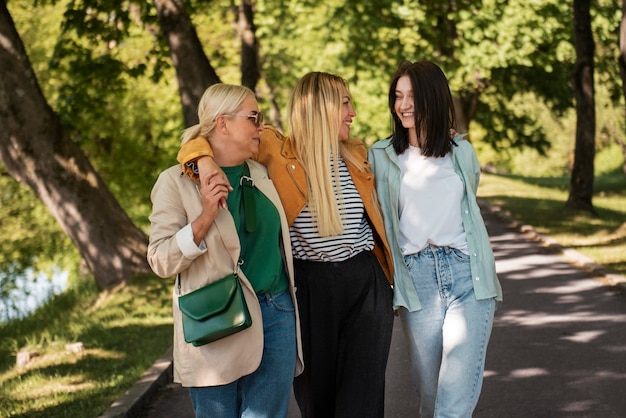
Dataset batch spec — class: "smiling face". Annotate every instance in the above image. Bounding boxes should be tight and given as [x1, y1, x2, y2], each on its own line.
[394, 75, 424, 147]
[338, 86, 356, 142]
[394, 75, 415, 130]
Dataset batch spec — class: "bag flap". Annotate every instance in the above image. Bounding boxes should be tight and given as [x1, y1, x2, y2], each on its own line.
[178, 274, 238, 321]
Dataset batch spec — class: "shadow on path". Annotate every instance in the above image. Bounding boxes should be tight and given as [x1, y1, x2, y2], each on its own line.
[137, 209, 626, 418]
[475, 214, 626, 418]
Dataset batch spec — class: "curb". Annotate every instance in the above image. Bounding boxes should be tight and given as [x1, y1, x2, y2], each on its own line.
[478, 198, 626, 295]
[98, 346, 173, 418]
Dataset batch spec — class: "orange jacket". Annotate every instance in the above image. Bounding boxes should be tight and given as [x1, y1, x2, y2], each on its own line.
[177, 126, 394, 284]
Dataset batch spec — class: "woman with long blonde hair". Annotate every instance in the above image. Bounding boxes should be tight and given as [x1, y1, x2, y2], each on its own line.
[178, 72, 395, 418]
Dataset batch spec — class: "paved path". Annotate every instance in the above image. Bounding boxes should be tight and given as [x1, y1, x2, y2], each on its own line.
[132, 207, 626, 418]
[474, 211, 626, 417]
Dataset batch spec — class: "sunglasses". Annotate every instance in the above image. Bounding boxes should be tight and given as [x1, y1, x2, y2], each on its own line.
[224, 112, 264, 127]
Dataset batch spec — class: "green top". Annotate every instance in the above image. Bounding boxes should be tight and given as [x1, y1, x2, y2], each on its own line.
[222, 164, 288, 294]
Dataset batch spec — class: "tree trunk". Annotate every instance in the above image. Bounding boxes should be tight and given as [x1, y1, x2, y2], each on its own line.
[234, 0, 261, 91]
[566, 0, 596, 213]
[453, 92, 479, 134]
[0, 2, 150, 289]
[154, 0, 221, 127]
[618, 0, 626, 176]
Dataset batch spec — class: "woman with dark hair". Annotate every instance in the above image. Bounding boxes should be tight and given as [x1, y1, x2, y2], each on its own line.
[368, 60, 503, 418]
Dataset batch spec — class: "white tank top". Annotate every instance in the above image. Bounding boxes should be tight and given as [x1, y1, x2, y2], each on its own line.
[397, 146, 468, 255]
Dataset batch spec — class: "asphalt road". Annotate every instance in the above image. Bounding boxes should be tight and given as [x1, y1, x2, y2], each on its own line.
[138, 208, 626, 418]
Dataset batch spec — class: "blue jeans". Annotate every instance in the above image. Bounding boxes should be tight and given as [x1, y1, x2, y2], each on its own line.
[400, 245, 495, 418]
[189, 290, 297, 418]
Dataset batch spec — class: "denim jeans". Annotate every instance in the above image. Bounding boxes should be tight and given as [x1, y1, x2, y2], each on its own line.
[400, 245, 495, 418]
[189, 290, 297, 418]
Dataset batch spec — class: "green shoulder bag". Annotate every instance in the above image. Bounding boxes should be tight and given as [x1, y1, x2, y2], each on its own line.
[178, 273, 252, 347]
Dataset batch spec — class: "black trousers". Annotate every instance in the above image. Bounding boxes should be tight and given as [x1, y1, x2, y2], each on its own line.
[293, 250, 394, 418]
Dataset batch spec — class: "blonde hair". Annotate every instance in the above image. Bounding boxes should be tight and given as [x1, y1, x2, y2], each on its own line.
[180, 84, 255, 145]
[288, 72, 367, 236]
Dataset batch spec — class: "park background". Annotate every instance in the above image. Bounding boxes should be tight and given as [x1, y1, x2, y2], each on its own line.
[1, 0, 625, 416]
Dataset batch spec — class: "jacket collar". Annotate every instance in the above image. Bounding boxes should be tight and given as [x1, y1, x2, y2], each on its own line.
[279, 136, 298, 159]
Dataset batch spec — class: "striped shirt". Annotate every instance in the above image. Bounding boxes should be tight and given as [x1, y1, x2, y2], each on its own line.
[290, 156, 375, 262]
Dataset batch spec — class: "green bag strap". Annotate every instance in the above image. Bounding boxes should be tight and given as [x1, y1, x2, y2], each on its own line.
[177, 259, 243, 296]
[240, 162, 256, 233]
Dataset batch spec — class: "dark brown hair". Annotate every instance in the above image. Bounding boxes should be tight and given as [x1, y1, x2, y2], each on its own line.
[388, 60, 457, 157]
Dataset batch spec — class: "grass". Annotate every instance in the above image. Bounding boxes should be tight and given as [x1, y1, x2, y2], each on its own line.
[0, 273, 173, 418]
[478, 171, 626, 276]
[0, 171, 624, 418]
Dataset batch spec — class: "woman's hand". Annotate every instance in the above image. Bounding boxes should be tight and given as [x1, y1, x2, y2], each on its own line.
[191, 170, 231, 246]
[200, 170, 230, 214]
[449, 129, 468, 141]
[197, 157, 232, 209]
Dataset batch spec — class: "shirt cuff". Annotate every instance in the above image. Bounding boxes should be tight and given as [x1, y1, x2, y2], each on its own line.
[176, 224, 207, 259]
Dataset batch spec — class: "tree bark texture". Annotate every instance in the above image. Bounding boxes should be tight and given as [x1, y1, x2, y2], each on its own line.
[618, 0, 626, 176]
[0, 2, 150, 288]
[620, 1, 626, 104]
[567, 0, 596, 212]
[154, 0, 221, 127]
[235, 0, 261, 91]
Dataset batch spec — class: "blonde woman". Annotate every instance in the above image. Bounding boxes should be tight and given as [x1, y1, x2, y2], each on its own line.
[178, 73, 395, 418]
[148, 83, 303, 418]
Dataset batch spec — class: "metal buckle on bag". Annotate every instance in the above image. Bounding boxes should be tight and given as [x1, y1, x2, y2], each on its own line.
[235, 260, 244, 276]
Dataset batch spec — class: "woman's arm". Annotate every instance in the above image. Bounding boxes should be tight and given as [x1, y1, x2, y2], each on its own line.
[177, 137, 216, 181]
[191, 170, 230, 244]
[177, 138, 231, 209]
[177, 127, 286, 179]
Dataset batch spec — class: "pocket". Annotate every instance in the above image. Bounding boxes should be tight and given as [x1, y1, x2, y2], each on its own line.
[450, 248, 470, 262]
[271, 290, 296, 312]
[404, 254, 415, 270]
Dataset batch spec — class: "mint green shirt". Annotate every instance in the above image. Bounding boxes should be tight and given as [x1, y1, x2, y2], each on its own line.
[368, 137, 503, 311]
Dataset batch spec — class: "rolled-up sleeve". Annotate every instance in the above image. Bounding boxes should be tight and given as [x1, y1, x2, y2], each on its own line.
[176, 223, 207, 259]
[147, 167, 205, 278]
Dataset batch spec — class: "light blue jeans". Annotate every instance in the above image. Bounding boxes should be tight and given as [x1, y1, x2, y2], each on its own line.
[189, 290, 297, 418]
[400, 245, 495, 418]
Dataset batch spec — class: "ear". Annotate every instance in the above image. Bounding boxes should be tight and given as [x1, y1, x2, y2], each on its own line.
[215, 115, 229, 134]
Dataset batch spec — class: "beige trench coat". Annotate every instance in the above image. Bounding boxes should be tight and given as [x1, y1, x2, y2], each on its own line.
[147, 159, 304, 387]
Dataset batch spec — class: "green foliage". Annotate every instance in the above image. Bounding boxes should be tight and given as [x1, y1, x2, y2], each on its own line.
[473, 83, 625, 177]
[47, 0, 168, 135]
[192, 0, 241, 83]
[3, 0, 624, 302]
[0, 273, 173, 417]
[591, 0, 623, 103]
[254, 0, 623, 153]
[3, 0, 181, 299]
[4, 0, 626, 311]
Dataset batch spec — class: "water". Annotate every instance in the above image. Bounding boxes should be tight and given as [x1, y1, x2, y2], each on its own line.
[0, 270, 69, 323]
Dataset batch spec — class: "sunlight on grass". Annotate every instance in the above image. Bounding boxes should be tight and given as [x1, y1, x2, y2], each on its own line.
[479, 173, 626, 276]
[0, 273, 174, 418]
[0, 345, 123, 387]
[26, 376, 95, 399]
